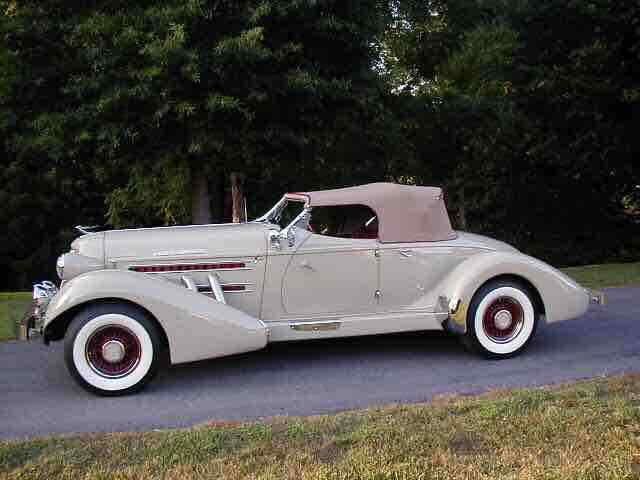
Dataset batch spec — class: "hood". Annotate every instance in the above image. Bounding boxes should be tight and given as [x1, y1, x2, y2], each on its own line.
[103, 223, 271, 264]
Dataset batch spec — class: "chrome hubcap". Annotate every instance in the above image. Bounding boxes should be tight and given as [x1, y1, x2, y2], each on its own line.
[482, 296, 525, 343]
[86, 325, 141, 378]
[493, 309, 513, 330]
[101, 340, 126, 364]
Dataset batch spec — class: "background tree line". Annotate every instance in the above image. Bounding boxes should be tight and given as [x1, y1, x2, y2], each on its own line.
[1, 0, 638, 290]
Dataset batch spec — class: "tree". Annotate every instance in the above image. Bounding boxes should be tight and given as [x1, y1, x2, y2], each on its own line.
[381, 0, 640, 265]
[42, 0, 391, 226]
[1, 0, 396, 288]
[0, 0, 109, 289]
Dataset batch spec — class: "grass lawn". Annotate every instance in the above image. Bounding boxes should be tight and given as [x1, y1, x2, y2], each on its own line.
[0, 262, 638, 342]
[561, 261, 640, 289]
[0, 292, 31, 341]
[1, 374, 639, 479]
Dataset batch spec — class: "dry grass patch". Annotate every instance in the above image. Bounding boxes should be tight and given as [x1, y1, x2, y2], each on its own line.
[2, 374, 640, 479]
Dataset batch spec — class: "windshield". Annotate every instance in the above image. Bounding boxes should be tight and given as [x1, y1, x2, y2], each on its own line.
[255, 198, 306, 229]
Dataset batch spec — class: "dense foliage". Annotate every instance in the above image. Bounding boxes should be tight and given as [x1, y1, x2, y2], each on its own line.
[382, 0, 640, 264]
[1, 0, 638, 289]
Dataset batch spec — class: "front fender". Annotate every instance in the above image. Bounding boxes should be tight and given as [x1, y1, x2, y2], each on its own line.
[45, 270, 267, 364]
[441, 251, 589, 332]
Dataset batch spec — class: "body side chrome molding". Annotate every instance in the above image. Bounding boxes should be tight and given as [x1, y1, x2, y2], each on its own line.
[128, 261, 253, 274]
[289, 321, 341, 332]
[153, 249, 208, 257]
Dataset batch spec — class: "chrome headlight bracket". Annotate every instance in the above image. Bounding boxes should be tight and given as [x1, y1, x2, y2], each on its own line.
[56, 254, 65, 280]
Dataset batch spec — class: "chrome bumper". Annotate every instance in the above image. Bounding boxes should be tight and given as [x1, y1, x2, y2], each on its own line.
[588, 289, 607, 306]
[19, 281, 58, 340]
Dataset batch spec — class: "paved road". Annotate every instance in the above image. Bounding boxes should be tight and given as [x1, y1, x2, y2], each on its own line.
[1, 287, 639, 440]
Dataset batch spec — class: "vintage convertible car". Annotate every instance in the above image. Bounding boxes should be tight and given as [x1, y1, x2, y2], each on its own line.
[27, 183, 605, 395]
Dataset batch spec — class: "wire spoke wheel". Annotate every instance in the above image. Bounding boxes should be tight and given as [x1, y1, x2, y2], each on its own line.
[462, 282, 539, 358]
[86, 325, 142, 378]
[65, 304, 163, 396]
[481, 296, 525, 344]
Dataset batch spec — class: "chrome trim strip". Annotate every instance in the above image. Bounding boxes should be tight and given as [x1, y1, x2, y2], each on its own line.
[129, 260, 256, 266]
[196, 282, 254, 295]
[289, 321, 341, 332]
[196, 282, 253, 288]
[198, 290, 255, 296]
[129, 261, 254, 273]
[181, 276, 197, 291]
[103, 222, 263, 233]
[153, 249, 208, 257]
[207, 274, 226, 304]
[141, 267, 253, 273]
[202, 289, 255, 295]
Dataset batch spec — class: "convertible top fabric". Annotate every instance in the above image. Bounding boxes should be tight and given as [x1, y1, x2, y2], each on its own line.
[286, 183, 457, 243]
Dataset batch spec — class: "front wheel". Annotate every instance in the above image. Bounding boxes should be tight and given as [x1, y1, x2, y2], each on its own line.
[460, 280, 539, 359]
[64, 303, 164, 396]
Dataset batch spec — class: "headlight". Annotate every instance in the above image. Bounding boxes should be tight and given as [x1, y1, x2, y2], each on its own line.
[56, 254, 65, 280]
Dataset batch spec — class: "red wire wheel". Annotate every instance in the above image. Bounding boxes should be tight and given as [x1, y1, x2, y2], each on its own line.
[85, 325, 142, 378]
[481, 296, 525, 343]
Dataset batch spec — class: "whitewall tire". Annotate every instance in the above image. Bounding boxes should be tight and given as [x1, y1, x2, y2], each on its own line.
[461, 280, 539, 358]
[64, 303, 165, 396]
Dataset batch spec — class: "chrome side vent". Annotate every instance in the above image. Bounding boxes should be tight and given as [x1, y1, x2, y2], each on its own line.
[207, 273, 226, 304]
[182, 273, 227, 304]
[181, 275, 197, 291]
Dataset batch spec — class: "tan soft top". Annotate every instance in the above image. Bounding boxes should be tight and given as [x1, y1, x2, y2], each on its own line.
[286, 183, 456, 243]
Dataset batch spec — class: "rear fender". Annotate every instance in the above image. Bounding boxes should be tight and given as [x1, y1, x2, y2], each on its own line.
[44, 270, 267, 364]
[440, 251, 589, 333]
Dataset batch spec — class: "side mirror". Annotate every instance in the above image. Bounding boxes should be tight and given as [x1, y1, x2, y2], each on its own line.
[269, 230, 281, 250]
[286, 226, 297, 247]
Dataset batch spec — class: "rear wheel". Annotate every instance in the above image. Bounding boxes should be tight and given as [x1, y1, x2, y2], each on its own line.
[64, 303, 164, 396]
[461, 280, 538, 359]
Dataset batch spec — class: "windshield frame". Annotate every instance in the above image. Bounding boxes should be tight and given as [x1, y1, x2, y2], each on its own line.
[253, 196, 309, 229]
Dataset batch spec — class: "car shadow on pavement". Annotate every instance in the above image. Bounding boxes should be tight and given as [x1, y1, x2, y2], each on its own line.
[155, 331, 481, 389]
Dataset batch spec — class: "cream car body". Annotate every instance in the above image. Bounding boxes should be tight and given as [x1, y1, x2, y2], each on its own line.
[30, 183, 604, 395]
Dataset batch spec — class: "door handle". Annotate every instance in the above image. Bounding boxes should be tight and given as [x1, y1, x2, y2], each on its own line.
[300, 260, 313, 270]
[399, 250, 413, 257]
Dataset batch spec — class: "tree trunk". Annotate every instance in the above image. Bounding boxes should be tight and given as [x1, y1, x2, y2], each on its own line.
[191, 175, 212, 224]
[230, 172, 245, 223]
[210, 174, 225, 223]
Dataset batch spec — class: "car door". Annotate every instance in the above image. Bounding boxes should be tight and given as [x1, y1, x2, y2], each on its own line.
[281, 231, 379, 317]
[377, 242, 467, 311]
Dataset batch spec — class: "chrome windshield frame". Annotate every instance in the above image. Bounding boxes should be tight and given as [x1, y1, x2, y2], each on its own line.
[253, 195, 310, 229]
[253, 196, 287, 224]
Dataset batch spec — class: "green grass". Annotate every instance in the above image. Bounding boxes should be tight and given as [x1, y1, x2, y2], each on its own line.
[561, 261, 640, 289]
[1, 374, 639, 479]
[0, 292, 30, 341]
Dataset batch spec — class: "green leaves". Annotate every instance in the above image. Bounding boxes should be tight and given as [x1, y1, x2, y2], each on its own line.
[435, 24, 519, 99]
[382, 0, 639, 265]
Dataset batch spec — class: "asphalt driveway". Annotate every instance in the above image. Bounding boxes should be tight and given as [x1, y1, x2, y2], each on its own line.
[1, 286, 638, 441]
